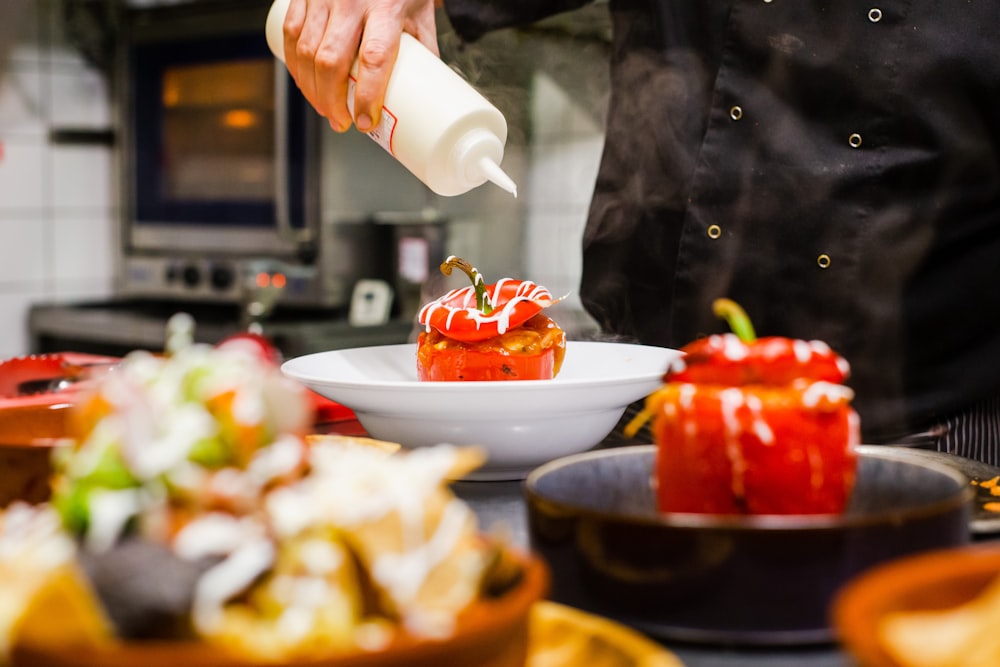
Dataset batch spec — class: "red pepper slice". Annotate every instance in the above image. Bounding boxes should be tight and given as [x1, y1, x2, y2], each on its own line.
[417, 257, 557, 343]
[666, 334, 851, 386]
[664, 298, 851, 386]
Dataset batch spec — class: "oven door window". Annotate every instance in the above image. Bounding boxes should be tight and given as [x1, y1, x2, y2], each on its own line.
[132, 33, 306, 228]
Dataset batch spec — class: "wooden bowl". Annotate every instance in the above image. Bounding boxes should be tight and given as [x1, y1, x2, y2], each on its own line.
[0, 352, 118, 506]
[0, 440, 55, 506]
[832, 544, 1000, 667]
[12, 552, 548, 667]
[0, 399, 72, 507]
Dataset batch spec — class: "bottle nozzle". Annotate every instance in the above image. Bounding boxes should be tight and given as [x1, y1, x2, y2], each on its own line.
[478, 157, 518, 198]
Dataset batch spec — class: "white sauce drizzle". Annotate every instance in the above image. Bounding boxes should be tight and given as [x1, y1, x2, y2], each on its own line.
[298, 539, 344, 576]
[801, 381, 855, 409]
[717, 334, 749, 362]
[266, 484, 314, 539]
[371, 499, 471, 609]
[718, 388, 748, 500]
[193, 538, 275, 632]
[86, 488, 142, 553]
[246, 435, 304, 487]
[417, 280, 554, 335]
[677, 384, 699, 446]
[808, 340, 832, 355]
[678, 383, 697, 410]
[0, 503, 75, 569]
[173, 512, 262, 561]
[277, 604, 315, 642]
[207, 468, 247, 500]
[792, 339, 812, 363]
[261, 442, 478, 637]
[744, 394, 775, 445]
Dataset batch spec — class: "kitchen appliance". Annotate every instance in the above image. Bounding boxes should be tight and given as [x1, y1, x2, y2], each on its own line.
[116, 0, 445, 314]
[30, 0, 530, 361]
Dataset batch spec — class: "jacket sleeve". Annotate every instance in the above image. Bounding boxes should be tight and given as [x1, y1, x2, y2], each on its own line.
[442, 0, 595, 42]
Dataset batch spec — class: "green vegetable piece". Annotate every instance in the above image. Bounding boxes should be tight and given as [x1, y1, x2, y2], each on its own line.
[712, 298, 757, 343]
[52, 484, 90, 537]
[188, 436, 231, 468]
[85, 446, 137, 490]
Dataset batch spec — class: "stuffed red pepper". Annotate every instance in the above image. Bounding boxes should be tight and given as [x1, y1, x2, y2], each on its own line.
[416, 257, 566, 381]
[629, 299, 859, 515]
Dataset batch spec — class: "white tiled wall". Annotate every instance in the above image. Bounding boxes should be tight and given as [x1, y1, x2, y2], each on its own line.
[0, 0, 115, 357]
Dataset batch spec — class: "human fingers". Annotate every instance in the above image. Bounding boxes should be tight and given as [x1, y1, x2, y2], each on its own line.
[313, 0, 364, 132]
[351, 1, 438, 132]
[281, 0, 306, 80]
[402, 0, 439, 57]
[350, 9, 404, 133]
[283, 0, 333, 120]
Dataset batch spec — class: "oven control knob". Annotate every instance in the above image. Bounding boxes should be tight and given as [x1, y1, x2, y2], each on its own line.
[210, 264, 235, 291]
[182, 265, 201, 288]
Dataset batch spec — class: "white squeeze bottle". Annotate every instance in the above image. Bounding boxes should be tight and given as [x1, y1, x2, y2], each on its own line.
[265, 0, 517, 197]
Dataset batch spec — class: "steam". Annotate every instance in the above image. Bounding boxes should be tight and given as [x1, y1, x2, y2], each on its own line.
[0, 2, 26, 78]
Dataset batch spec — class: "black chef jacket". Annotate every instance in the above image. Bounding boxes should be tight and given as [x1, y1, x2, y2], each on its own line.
[444, 0, 1000, 443]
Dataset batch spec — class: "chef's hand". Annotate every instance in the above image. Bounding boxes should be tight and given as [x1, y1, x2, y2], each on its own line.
[282, 0, 441, 134]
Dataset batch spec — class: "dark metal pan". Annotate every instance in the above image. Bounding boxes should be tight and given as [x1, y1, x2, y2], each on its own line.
[524, 444, 973, 646]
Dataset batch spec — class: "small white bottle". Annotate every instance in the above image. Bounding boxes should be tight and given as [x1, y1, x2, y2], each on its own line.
[265, 0, 517, 197]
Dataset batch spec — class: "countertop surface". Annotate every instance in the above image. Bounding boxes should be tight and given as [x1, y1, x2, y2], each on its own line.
[451, 477, 854, 667]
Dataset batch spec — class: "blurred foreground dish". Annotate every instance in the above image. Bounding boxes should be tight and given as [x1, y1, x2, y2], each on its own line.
[527, 601, 683, 667]
[0, 326, 542, 666]
[0, 352, 120, 507]
[834, 545, 1000, 667]
[0, 353, 119, 446]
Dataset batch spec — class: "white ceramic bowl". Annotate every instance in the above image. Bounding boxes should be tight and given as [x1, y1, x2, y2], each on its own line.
[282, 341, 680, 480]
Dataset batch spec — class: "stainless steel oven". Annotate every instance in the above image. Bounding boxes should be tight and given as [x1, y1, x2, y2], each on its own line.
[116, 0, 444, 314]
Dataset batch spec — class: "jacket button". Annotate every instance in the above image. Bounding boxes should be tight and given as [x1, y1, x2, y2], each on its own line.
[817, 254, 832, 269]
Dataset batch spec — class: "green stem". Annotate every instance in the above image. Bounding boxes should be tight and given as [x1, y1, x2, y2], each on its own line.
[713, 298, 757, 342]
[440, 256, 493, 315]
